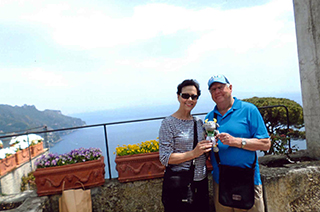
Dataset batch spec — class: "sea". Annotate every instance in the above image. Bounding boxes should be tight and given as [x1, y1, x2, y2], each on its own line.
[49, 93, 306, 179]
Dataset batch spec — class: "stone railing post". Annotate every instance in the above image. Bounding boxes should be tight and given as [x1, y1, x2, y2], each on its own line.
[293, 0, 320, 159]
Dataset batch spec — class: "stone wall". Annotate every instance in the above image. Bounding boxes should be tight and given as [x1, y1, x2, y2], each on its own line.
[259, 151, 320, 212]
[41, 152, 320, 212]
[43, 176, 214, 212]
[0, 149, 48, 194]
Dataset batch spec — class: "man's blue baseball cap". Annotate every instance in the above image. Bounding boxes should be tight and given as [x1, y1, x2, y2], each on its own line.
[208, 75, 230, 89]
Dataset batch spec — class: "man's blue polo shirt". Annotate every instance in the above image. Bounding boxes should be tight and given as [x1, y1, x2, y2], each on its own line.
[205, 97, 269, 185]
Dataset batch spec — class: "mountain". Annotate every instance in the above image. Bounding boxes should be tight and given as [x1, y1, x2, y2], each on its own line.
[0, 104, 86, 144]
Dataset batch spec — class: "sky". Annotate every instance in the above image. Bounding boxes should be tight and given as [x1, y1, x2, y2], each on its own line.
[0, 0, 302, 115]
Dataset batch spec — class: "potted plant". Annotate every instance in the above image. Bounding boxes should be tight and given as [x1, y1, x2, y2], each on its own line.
[114, 138, 165, 183]
[30, 139, 44, 157]
[0, 148, 17, 176]
[33, 147, 105, 196]
[15, 147, 31, 165]
[10, 134, 44, 164]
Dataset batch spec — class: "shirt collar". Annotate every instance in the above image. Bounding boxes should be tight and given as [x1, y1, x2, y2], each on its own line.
[213, 97, 241, 118]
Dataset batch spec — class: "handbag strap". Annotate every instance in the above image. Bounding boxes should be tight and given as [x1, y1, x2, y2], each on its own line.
[193, 118, 198, 149]
[182, 118, 198, 183]
[212, 113, 257, 168]
[189, 118, 198, 179]
[213, 113, 221, 165]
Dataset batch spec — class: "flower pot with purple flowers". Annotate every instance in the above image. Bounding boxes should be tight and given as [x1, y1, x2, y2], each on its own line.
[34, 147, 105, 196]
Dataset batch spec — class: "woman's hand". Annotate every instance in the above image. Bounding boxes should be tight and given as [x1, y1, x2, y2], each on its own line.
[168, 140, 213, 164]
[193, 140, 213, 158]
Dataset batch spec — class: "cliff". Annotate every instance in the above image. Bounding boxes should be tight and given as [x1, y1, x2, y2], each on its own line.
[0, 104, 86, 144]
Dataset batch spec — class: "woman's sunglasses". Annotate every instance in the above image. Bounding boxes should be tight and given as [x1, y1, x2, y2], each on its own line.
[180, 93, 198, 100]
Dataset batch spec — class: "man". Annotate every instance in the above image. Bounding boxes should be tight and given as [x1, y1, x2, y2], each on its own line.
[205, 75, 271, 212]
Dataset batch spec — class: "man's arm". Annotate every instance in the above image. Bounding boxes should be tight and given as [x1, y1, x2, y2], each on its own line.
[216, 133, 271, 151]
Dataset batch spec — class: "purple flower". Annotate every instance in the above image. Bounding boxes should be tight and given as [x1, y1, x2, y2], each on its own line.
[51, 160, 57, 166]
[35, 147, 103, 169]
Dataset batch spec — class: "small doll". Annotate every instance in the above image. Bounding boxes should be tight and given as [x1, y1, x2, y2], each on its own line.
[203, 118, 220, 152]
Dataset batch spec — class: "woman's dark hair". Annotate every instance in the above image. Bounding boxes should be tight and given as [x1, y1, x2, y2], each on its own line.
[176, 79, 201, 97]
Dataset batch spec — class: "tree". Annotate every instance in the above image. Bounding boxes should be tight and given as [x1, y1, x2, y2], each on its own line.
[242, 97, 304, 155]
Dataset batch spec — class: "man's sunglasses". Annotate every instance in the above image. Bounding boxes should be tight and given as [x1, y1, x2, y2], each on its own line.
[180, 93, 198, 100]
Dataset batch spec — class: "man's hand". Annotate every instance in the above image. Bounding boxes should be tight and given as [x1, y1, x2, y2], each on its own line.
[216, 133, 238, 147]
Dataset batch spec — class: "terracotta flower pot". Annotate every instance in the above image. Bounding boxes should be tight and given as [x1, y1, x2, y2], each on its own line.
[31, 142, 44, 157]
[115, 152, 165, 183]
[0, 154, 17, 176]
[34, 156, 105, 196]
[15, 147, 31, 165]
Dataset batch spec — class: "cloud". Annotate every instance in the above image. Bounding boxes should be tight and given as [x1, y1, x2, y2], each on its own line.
[187, 0, 295, 58]
[0, 0, 301, 114]
[0, 67, 70, 88]
[22, 69, 70, 87]
[9, 0, 292, 52]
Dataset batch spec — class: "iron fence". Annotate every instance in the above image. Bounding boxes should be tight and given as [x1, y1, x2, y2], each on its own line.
[0, 105, 290, 179]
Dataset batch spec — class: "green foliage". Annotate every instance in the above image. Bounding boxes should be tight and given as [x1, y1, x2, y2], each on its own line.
[242, 97, 304, 155]
[269, 134, 298, 155]
[20, 171, 36, 191]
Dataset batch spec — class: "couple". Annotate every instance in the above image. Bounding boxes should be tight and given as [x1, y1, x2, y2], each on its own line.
[159, 75, 271, 212]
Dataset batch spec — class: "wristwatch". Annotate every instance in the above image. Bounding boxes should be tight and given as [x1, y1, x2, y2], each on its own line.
[241, 138, 247, 149]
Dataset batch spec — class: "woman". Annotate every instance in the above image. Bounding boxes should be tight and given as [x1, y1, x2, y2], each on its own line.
[159, 79, 213, 212]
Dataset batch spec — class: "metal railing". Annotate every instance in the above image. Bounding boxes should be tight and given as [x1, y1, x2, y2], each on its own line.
[258, 105, 290, 149]
[0, 105, 290, 179]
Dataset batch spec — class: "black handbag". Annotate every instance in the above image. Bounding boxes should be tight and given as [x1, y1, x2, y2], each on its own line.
[213, 113, 256, 209]
[215, 152, 256, 209]
[162, 119, 198, 206]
